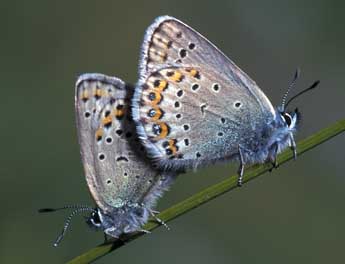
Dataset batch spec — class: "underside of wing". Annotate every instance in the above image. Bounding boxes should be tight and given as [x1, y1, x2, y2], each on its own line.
[75, 74, 173, 213]
[137, 16, 275, 115]
[133, 16, 276, 169]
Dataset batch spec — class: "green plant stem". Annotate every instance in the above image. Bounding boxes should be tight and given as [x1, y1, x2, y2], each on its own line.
[67, 119, 345, 264]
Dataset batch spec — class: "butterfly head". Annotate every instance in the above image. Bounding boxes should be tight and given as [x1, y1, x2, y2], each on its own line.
[86, 209, 103, 229]
[277, 107, 300, 131]
[278, 69, 319, 130]
[86, 205, 148, 238]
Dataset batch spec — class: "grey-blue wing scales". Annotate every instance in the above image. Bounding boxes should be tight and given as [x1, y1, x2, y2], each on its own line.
[75, 74, 175, 213]
[132, 16, 276, 169]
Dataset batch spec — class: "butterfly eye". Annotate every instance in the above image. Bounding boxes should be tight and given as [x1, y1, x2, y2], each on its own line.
[90, 211, 102, 227]
[282, 113, 292, 127]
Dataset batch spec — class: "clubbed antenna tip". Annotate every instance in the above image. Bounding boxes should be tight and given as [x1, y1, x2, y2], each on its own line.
[38, 208, 58, 213]
[285, 80, 320, 109]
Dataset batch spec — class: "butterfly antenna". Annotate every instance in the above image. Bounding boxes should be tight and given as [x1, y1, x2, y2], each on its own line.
[53, 207, 96, 247]
[39, 205, 96, 246]
[281, 68, 301, 111]
[284, 80, 320, 109]
[38, 205, 92, 213]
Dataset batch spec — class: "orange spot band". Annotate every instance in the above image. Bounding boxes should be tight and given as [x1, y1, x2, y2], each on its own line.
[169, 71, 183, 82]
[95, 129, 103, 140]
[168, 139, 178, 155]
[81, 90, 89, 101]
[150, 107, 163, 121]
[148, 91, 162, 105]
[156, 80, 168, 92]
[102, 115, 112, 126]
[114, 109, 125, 118]
[156, 122, 169, 139]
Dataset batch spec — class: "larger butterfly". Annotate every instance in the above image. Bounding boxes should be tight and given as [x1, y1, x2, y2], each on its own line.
[132, 16, 318, 185]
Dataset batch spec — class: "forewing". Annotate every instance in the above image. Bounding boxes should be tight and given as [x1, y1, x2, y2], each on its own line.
[75, 74, 172, 213]
[133, 16, 276, 169]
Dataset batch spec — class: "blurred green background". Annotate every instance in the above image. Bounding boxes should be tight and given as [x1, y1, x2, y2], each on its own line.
[1, 0, 344, 263]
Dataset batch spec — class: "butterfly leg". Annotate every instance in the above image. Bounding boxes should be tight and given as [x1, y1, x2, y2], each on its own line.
[149, 209, 170, 230]
[289, 134, 297, 160]
[269, 143, 279, 172]
[103, 233, 117, 244]
[237, 146, 245, 187]
[139, 229, 151, 234]
[103, 233, 108, 243]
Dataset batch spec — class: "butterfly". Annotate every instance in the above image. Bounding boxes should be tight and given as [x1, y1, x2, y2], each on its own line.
[40, 74, 176, 246]
[132, 16, 318, 186]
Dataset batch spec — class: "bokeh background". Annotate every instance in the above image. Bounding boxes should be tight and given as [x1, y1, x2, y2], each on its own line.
[1, 0, 344, 263]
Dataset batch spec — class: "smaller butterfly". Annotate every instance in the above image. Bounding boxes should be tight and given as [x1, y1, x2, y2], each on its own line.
[40, 74, 177, 246]
[132, 16, 319, 186]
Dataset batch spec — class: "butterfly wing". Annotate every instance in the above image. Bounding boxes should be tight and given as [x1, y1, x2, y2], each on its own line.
[75, 74, 174, 213]
[132, 16, 277, 169]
